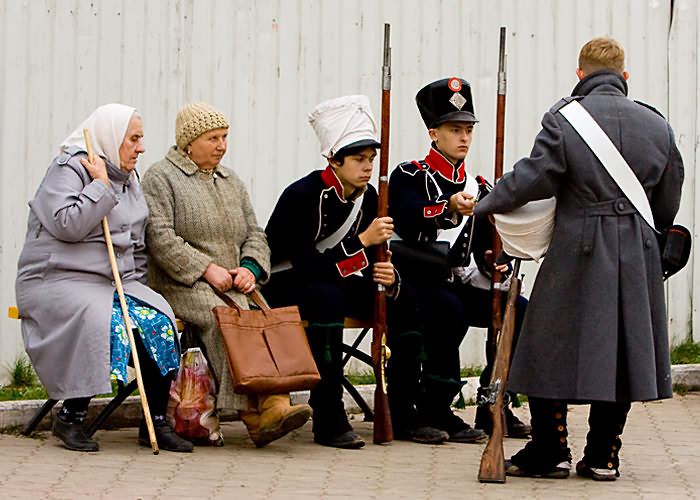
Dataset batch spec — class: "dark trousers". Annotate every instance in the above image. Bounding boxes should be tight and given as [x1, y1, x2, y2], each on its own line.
[61, 332, 174, 423]
[265, 270, 420, 438]
[390, 277, 526, 429]
[518, 397, 631, 469]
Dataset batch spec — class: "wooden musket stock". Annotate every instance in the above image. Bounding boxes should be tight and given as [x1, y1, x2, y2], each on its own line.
[478, 259, 521, 483]
[371, 22, 393, 444]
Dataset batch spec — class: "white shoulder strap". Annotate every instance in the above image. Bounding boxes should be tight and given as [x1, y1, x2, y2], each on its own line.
[271, 193, 364, 273]
[559, 100, 657, 231]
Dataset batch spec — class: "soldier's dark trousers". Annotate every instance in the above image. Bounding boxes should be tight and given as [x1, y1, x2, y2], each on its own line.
[581, 401, 631, 471]
[265, 274, 375, 439]
[514, 398, 631, 471]
[414, 280, 527, 431]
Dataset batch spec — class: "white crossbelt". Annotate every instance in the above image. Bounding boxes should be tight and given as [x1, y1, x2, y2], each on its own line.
[559, 100, 657, 232]
[271, 193, 364, 273]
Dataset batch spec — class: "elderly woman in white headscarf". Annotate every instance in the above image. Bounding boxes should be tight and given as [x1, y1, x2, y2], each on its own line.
[15, 104, 192, 453]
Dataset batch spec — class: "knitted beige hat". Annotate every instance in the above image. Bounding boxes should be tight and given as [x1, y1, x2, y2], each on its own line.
[175, 102, 230, 149]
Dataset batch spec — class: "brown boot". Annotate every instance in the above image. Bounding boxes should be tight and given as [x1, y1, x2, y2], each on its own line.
[240, 394, 312, 448]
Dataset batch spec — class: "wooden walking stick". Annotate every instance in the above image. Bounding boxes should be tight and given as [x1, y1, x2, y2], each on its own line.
[83, 129, 159, 455]
[371, 22, 393, 444]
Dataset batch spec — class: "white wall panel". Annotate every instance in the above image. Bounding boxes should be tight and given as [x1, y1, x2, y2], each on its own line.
[0, 0, 691, 383]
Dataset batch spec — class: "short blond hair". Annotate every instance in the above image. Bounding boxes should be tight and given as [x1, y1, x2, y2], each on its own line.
[578, 37, 625, 74]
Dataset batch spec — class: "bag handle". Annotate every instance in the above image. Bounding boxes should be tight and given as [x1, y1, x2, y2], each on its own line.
[211, 285, 270, 313]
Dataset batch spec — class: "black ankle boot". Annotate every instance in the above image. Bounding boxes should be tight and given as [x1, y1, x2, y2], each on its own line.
[139, 419, 193, 452]
[53, 417, 99, 452]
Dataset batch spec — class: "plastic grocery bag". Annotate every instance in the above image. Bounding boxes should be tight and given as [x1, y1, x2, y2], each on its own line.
[167, 347, 223, 446]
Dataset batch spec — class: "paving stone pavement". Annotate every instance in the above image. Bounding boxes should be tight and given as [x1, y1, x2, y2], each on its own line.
[1, 394, 699, 499]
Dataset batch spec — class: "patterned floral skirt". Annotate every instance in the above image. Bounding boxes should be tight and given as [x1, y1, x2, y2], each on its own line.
[109, 292, 179, 383]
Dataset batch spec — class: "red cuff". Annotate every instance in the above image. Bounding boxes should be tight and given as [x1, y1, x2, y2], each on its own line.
[336, 251, 369, 277]
[424, 203, 446, 218]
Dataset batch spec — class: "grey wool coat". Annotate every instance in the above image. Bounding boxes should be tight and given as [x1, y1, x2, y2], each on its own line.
[15, 146, 177, 400]
[141, 147, 271, 410]
[475, 71, 684, 403]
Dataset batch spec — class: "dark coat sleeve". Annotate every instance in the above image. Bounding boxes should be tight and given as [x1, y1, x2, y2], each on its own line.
[389, 164, 459, 242]
[475, 111, 566, 216]
[650, 124, 684, 230]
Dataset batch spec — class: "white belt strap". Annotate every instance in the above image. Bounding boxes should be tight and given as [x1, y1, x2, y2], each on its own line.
[559, 100, 657, 231]
[272, 193, 364, 273]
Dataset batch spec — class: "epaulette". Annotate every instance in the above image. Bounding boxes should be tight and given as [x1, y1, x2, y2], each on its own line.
[56, 145, 85, 165]
[396, 160, 428, 174]
[550, 96, 584, 114]
[634, 100, 666, 120]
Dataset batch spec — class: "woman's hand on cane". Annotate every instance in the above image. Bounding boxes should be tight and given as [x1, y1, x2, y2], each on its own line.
[80, 155, 109, 187]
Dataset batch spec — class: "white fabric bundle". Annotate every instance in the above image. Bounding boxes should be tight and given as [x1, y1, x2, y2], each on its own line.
[493, 197, 557, 262]
[309, 95, 378, 158]
[60, 103, 137, 167]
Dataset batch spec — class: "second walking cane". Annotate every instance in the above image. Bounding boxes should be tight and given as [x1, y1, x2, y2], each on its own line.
[371, 22, 393, 444]
[83, 129, 159, 454]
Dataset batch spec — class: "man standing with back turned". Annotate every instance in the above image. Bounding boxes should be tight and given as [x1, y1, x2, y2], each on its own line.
[475, 37, 684, 480]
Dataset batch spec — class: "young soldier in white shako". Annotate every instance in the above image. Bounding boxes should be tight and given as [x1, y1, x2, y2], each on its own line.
[265, 95, 413, 449]
[387, 78, 531, 444]
[476, 38, 684, 480]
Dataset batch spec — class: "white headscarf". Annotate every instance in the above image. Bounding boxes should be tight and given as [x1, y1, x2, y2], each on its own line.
[60, 103, 137, 167]
[309, 95, 379, 158]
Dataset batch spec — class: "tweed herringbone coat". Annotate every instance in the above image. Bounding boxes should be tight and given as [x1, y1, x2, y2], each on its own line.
[142, 147, 271, 410]
[475, 71, 684, 403]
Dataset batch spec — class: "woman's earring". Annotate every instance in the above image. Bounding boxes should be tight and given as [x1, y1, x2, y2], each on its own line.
[186, 149, 192, 155]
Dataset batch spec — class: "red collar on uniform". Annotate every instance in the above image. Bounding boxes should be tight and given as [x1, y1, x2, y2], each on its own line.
[424, 147, 465, 183]
[321, 165, 346, 199]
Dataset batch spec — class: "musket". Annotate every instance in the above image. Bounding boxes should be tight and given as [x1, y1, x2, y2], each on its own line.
[485, 26, 508, 364]
[478, 260, 522, 483]
[371, 22, 393, 444]
[478, 25, 512, 483]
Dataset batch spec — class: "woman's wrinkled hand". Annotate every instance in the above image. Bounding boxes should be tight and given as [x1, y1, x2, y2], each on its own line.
[80, 154, 109, 187]
[202, 262, 233, 292]
[373, 251, 395, 286]
[230, 267, 256, 294]
[359, 216, 394, 247]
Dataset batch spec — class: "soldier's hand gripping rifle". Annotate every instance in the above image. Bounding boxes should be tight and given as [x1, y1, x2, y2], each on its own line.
[478, 25, 512, 483]
[371, 23, 393, 444]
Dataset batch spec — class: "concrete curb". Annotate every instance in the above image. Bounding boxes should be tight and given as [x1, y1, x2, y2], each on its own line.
[3, 365, 698, 432]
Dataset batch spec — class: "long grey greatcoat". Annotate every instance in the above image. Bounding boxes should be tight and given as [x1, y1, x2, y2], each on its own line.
[141, 147, 271, 410]
[475, 71, 684, 403]
[15, 146, 177, 400]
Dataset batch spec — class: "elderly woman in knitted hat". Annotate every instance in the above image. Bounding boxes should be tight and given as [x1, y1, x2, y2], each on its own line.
[141, 102, 312, 448]
[16, 104, 192, 453]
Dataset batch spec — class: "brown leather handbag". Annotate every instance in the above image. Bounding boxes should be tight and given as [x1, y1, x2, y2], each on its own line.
[212, 288, 320, 394]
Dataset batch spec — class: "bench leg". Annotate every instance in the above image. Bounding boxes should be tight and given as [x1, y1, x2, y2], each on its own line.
[21, 399, 59, 436]
[340, 376, 374, 422]
[86, 380, 139, 437]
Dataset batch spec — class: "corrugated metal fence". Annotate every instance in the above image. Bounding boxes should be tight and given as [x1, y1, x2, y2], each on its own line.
[0, 0, 695, 383]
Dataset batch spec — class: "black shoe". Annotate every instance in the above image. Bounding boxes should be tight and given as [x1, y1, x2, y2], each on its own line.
[505, 459, 571, 479]
[576, 460, 619, 481]
[139, 420, 193, 452]
[505, 407, 531, 438]
[448, 425, 487, 444]
[53, 418, 99, 452]
[475, 405, 531, 439]
[395, 426, 449, 444]
[314, 430, 365, 449]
